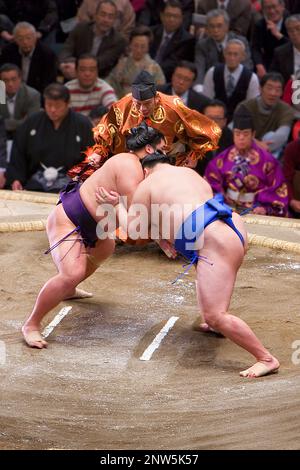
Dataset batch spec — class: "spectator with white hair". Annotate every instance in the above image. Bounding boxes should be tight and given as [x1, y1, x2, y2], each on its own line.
[0, 21, 57, 92]
[203, 38, 260, 121]
[194, 9, 253, 86]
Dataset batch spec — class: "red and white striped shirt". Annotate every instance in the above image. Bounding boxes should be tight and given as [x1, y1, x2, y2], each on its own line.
[65, 78, 117, 116]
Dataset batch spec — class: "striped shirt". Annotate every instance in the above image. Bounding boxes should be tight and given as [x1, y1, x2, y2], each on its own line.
[65, 78, 117, 116]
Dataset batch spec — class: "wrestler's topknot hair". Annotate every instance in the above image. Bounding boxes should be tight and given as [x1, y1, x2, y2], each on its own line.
[126, 121, 164, 151]
[141, 151, 172, 169]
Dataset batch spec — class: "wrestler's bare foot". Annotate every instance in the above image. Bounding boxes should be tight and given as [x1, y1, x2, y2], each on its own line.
[22, 325, 48, 349]
[194, 322, 225, 337]
[240, 356, 280, 378]
[64, 288, 93, 300]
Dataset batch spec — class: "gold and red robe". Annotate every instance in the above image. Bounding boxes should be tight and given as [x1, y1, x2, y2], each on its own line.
[68, 92, 221, 180]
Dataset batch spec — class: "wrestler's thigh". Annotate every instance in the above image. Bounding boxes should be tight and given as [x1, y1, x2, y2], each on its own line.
[196, 252, 237, 314]
[89, 237, 116, 265]
[46, 205, 88, 277]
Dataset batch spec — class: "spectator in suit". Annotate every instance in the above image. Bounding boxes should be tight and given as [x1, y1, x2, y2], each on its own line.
[194, 9, 253, 86]
[0, 63, 41, 140]
[195, 0, 252, 37]
[77, 0, 136, 40]
[0, 22, 57, 93]
[60, 0, 127, 78]
[138, 0, 194, 30]
[203, 39, 260, 121]
[0, 116, 7, 188]
[6, 83, 94, 192]
[158, 60, 211, 113]
[149, 0, 195, 82]
[271, 14, 300, 85]
[252, 0, 289, 79]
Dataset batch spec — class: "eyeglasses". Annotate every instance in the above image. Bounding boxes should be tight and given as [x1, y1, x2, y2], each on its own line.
[163, 12, 182, 19]
[173, 73, 194, 83]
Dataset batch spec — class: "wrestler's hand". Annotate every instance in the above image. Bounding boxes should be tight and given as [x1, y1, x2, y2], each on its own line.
[95, 186, 120, 206]
[88, 152, 102, 167]
[156, 239, 177, 259]
[252, 205, 267, 215]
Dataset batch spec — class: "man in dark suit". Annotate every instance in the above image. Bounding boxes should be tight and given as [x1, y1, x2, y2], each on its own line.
[138, 0, 194, 30]
[0, 63, 41, 139]
[158, 60, 211, 113]
[0, 21, 57, 93]
[196, 0, 252, 37]
[60, 0, 127, 78]
[271, 14, 300, 84]
[149, 0, 195, 82]
[251, 0, 289, 78]
[195, 8, 253, 85]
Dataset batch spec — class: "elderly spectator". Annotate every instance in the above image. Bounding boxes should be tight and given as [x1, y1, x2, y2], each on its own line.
[6, 83, 94, 192]
[271, 14, 300, 84]
[203, 39, 260, 121]
[0, 22, 57, 92]
[205, 106, 289, 216]
[282, 138, 300, 217]
[158, 61, 211, 113]
[77, 0, 135, 40]
[236, 72, 294, 157]
[194, 9, 253, 85]
[149, 0, 195, 82]
[60, 0, 127, 78]
[195, 0, 252, 37]
[0, 63, 41, 139]
[65, 54, 117, 116]
[107, 25, 166, 99]
[252, 0, 289, 79]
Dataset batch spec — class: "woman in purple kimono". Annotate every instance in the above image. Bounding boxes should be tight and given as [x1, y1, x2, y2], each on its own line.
[205, 106, 289, 217]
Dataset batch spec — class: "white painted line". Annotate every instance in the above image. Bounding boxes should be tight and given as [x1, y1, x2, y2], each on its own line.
[42, 306, 72, 338]
[139, 316, 179, 361]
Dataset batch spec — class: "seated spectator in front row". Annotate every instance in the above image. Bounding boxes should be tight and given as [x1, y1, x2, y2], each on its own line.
[193, 100, 233, 176]
[5, 83, 94, 193]
[0, 63, 40, 140]
[236, 72, 295, 158]
[205, 107, 289, 217]
[158, 61, 211, 114]
[0, 21, 57, 93]
[203, 39, 260, 122]
[107, 25, 166, 99]
[65, 54, 117, 117]
[282, 138, 300, 218]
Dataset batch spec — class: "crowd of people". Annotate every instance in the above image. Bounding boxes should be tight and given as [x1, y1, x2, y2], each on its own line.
[0, 0, 293, 377]
[0, 0, 299, 217]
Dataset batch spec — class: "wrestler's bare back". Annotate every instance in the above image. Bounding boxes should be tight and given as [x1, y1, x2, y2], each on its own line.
[80, 152, 144, 222]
